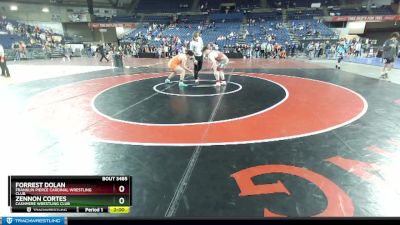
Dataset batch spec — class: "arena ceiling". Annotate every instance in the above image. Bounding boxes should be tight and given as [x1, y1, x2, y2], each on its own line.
[1, 0, 135, 9]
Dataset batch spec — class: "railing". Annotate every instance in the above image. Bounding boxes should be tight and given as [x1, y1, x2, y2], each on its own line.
[297, 33, 340, 40]
[3, 48, 85, 61]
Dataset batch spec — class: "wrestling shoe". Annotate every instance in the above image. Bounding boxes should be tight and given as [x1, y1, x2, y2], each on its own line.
[179, 81, 188, 87]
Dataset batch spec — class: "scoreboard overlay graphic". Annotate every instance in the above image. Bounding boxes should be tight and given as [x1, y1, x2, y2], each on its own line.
[8, 176, 131, 214]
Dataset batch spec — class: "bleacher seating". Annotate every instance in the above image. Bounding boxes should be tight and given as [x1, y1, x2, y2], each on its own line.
[209, 12, 244, 22]
[268, 0, 319, 8]
[0, 19, 63, 49]
[204, 0, 260, 10]
[94, 16, 110, 22]
[290, 19, 335, 39]
[267, 0, 377, 8]
[245, 21, 290, 44]
[329, 8, 368, 16]
[202, 22, 241, 46]
[121, 9, 341, 49]
[236, 0, 261, 9]
[95, 15, 142, 23]
[122, 22, 242, 48]
[5, 1, 393, 53]
[142, 15, 172, 23]
[287, 9, 324, 20]
[135, 0, 192, 13]
[179, 14, 208, 23]
[247, 11, 283, 20]
[329, 6, 394, 16]
[370, 6, 394, 15]
[112, 16, 136, 22]
[0, 34, 27, 49]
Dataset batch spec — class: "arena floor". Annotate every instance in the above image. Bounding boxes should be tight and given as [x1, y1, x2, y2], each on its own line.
[1, 57, 400, 217]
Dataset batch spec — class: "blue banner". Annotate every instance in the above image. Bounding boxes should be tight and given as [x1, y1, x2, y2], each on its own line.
[1, 217, 65, 225]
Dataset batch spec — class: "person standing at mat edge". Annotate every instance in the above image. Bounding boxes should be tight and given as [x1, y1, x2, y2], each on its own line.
[165, 50, 194, 87]
[189, 32, 204, 84]
[0, 44, 11, 78]
[97, 44, 109, 63]
[380, 32, 399, 79]
[335, 43, 346, 70]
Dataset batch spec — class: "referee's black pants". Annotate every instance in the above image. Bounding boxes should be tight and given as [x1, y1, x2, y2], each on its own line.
[0, 60, 10, 77]
[100, 53, 108, 62]
[194, 55, 203, 80]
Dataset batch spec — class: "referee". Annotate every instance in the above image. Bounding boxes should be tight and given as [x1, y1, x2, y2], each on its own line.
[0, 44, 11, 78]
[189, 32, 204, 84]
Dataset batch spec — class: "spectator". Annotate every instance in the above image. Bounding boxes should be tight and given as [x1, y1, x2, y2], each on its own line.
[307, 42, 314, 60]
[380, 32, 399, 79]
[325, 41, 331, 59]
[355, 41, 362, 57]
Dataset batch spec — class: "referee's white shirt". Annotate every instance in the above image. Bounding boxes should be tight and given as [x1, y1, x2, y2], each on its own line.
[190, 37, 204, 57]
[0, 44, 4, 57]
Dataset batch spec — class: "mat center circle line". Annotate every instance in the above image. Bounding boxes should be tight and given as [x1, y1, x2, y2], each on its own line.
[152, 80, 243, 97]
